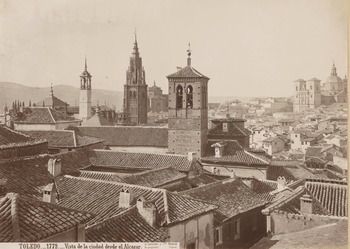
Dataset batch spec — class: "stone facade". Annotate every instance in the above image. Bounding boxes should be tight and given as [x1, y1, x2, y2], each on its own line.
[167, 49, 209, 156]
[293, 78, 321, 112]
[123, 36, 148, 125]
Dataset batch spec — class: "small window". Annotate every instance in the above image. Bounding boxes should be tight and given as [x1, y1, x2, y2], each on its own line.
[215, 227, 223, 245]
[234, 219, 240, 240]
[252, 213, 258, 231]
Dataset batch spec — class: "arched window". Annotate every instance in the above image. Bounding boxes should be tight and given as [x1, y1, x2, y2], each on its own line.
[176, 85, 183, 109]
[186, 85, 193, 108]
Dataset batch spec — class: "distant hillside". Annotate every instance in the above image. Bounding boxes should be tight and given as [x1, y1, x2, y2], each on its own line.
[0, 82, 123, 112]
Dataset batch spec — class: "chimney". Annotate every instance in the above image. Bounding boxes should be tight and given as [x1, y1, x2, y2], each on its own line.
[300, 194, 313, 214]
[277, 176, 286, 191]
[188, 152, 197, 162]
[137, 196, 158, 227]
[229, 170, 236, 179]
[42, 183, 57, 204]
[48, 158, 61, 177]
[119, 188, 133, 208]
[211, 167, 216, 174]
[211, 141, 226, 158]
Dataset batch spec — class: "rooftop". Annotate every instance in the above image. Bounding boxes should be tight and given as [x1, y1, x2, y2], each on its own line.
[14, 107, 79, 124]
[0, 193, 93, 242]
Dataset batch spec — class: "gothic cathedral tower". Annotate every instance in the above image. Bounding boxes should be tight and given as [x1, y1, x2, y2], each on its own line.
[123, 34, 148, 125]
[79, 58, 92, 122]
[167, 46, 209, 156]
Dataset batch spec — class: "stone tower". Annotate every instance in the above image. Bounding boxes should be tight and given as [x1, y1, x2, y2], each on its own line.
[167, 45, 209, 156]
[79, 58, 92, 122]
[123, 34, 148, 125]
[293, 78, 321, 112]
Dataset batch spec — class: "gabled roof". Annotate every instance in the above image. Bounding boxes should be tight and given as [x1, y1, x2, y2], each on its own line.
[122, 167, 187, 188]
[86, 206, 168, 242]
[0, 149, 92, 199]
[22, 130, 104, 148]
[56, 176, 217, 226]
[181, 178, 267, 225]
[89, 150, 194, 172]
[14, 107, 78, 124]
[0, 193, 93, 242]
[35, 95, 69, 108]
[0, 125, 46, 150]
[167, 66, 209, 79]
[74, 126, 168, 147]
[201, 140, 270, 166]
[82, 113, 113, 126]
[263, 179, 348, 217]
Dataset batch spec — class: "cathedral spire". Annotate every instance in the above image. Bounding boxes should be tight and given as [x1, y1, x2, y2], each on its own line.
[187, 42, 191, 66]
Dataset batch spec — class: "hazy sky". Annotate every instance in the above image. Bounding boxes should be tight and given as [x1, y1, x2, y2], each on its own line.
[0, 0, 347, 97]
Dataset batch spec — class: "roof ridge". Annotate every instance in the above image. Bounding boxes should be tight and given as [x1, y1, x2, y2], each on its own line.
[64, 175, 165, 192]
[7, 193, 20, 241]
[2, 126, 33, 139]
[47, 107, 56, 123]
[180, 177, 237, 195]
[93, 149, 188, 158]
[244, 150, 270, 164]
[123, 166, 179, 176]
[80, 170, 120, 176]
[162, 190, 171, 225]
[72, 130, 77, 147]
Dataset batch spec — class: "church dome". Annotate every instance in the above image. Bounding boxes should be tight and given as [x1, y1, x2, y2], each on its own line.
[327, 63, 343, 83]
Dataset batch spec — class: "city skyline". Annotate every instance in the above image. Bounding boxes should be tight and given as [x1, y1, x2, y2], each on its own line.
[0, 0, 347, 97]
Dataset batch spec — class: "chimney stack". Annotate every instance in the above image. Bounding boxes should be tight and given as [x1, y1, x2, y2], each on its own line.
[48, 158, 61, 177]
[277, 176, 286, 191]
[119, 188, 133, 208]
[137, 196, 158, 227]
[42, 183, 57, 204]
[188, 152, 197, 162]
[300, 194, 313, 214]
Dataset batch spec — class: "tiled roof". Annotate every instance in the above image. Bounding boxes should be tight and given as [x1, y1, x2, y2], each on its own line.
[0, 193, 93, 242]
[122, 167, 187, 188]
[167, 66, 209, 79]
[74, 126, 168, 147]
[208, 122, 250, 137]
[89, 150, 194, 172]
[86, 207, 168, 242]
[78, 171, 126, 182]
[0, 125, 47, 150]
[201, 140, 269, 166]
[56, 176, 216, 226]
[83, 114, 113, 126]
[266, 164, 315, 183]
[14, 107, 78, 124]
[181, 178, 267, 225]
[35, 96, 69, 108]
[241, 178, 278, 202]
[22, 130, 104, 148]
[0, 149, 92, 199]
[263, 179, 348, 217]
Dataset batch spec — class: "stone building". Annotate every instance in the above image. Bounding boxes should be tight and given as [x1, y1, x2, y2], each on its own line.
[123, 35, 148, 125]
[79, 58, 92, 122]
[167, 46, 209, 156]
[148, 81, 168, 113]
[293, 78, 321, 112]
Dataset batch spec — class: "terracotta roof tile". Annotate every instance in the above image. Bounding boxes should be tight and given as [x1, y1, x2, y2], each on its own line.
[78, 171, 126, 182]
[75, 126, 168, 147]
[35, 96, 69, 108]
[167, 66, 209, 79]
[22, 130, 104, 148]
[201, 140, 269, 166]
[86, 207, 168, 242]
[14, 107, 78, 124]
[181, 178, 267, 225]
[0, 193, 93, 242]
[89, 150, 194, 172]
[56, 176, 216, 226]
[241, 178, 278, 202]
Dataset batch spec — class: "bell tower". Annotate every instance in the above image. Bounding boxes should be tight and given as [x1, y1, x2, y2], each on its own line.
[167, 45, 209, 156]
[123, 33, 148, 125]
[79, 58, 92, 122]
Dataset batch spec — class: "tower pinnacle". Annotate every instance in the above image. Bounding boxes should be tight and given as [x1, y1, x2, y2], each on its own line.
[85, 57, 87, 71]
[187, 42, 191, 66]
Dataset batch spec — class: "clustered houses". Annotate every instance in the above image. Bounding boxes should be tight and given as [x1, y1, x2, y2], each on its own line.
[0, 41, 347, 248]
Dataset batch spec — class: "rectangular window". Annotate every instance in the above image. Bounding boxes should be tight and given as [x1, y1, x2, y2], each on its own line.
[215, 227, 223, 245]
[252, 213, 258, 231]
[234, 219, 241, 240]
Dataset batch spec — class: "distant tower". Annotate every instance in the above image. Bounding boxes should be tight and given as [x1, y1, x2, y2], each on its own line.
[293, 78, 321, 112]
[123, 33, 148, 125]
[167, 44, 209, 156]
[79, 58, 92, 122]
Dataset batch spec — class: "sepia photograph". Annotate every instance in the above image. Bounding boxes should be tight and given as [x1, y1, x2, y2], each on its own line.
[0, 0, 348, 248]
